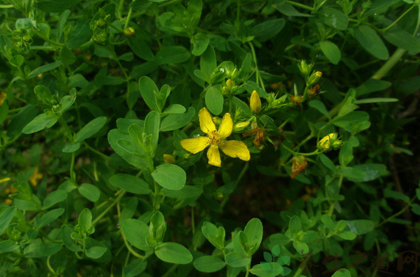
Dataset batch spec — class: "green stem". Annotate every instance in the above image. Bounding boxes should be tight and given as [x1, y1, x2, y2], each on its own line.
[281, 143, 319, 157]
[221, 162, 249, 208]
[121, 229, 145, 259]
[381, 5, 415, 32]
[292, 254, 312, 277]
[84, 142, 110, 161]
[377, 196, 416, 227]
[70, 152, 76, 180]
[248, 42, 265, 90]
[162, 264, 178, 277]
[92, 190, 126, 225]
[0, 4, 14, 8]
[46, 255, 57, 275]
[370, 48, 407, 80]
[286, 1, 313, 11]
[372, 7, 420, 80]
[32, 29, 64, 47]
[327, 176, 343, 216]
[59, 116, 73, 140]
[124, 6, 133, 30]
[29, 46, 55, 51]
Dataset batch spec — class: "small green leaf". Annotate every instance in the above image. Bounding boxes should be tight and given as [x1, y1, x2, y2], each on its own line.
[155, 242, 193, 264]
[0, 207, 16, 234]
[0, 240, 19, 252]
[346, 220, 375, 235]
[109, 174, 150, 195]
[320, 40, 341, 65]
[43, 190, 68, 209]
[38, 208, 64, 228]
[139, 76, 160, 112]
[28, 61, 63, 79]
[24, 243, 61, 258]
[251, 19, 285, 42]
[152, 164, 186, 190]
[122, 219, 151, 251]
[383, 27, 420, 54]
[331, 268, 351, 277]
[225, 252, 251, 267]
[62, 142, 80, 153]
[205, 86, 224, 115]
[155, 46, 191, 65]
[336, 231, 356, 240]
[244, 218, 263, 255]
[123, 259, 148, 277]
[309, 100, 331, 119]
[191, 33, 209, 56]
[354, 25, 389, 60]
[160, 107, 195, 131]
[194, 255, 226, 273]
[75, 117, 107, 142]
[86, 246, 107, 259]
[22, 113, 59, 134]
[318, 7, 348, 30]
[127, 35, 154, 61]
[289, 216, 302, 233]
[78, 183, 100, 202]
[66, 19, 91, 49]
[200, 46, 217, 80]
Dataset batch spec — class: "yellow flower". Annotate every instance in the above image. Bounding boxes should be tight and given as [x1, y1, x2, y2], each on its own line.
[4, 199, 12, 205]
[317, 133, 338, 151]
[29, 167, 43, 187]
[0, 92, 6, 106]
[180, 108, 250, 167]
[250, 90, 261, 114]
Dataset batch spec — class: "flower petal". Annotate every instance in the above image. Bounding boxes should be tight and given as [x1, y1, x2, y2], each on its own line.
[207, 145, 221, 167]
[199, 108, 216, 134]
[218, 113, 233, 139]
[180, 137, 209, 154]
[219, 140, 250, 161]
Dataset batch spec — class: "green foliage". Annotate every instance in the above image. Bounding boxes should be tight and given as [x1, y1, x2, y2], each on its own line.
[0, 0, 419, 276]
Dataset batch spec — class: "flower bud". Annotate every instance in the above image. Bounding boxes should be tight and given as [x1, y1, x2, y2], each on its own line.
[124, 27, 135, 36]
[226, 79, 234, 89]
[250, 90, 262, 114]
[231, 68, 239, 79]
[308, 71, 322, 85]
[4, 199, 12, 205]
[163, 154, 176, 164]
[290, 156, 307, 179]
[297, 60, 313, 77]
[317, 133, 339, 151]
[233, 121, 250, 132]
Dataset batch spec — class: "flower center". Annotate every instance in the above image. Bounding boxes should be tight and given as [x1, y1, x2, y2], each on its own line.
[209, 130, 220, 145]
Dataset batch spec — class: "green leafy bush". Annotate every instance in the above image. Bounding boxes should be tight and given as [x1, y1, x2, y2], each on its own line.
[1, 0, 420, 276]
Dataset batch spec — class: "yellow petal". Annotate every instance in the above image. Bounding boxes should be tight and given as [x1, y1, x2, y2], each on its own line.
[180, 137, 210, 154]
[250, 90, 261, 114]
[207, 145, 221, 167]
[199, 108, 216, 134]
[219, 140, 250, 161]
[218, 113, 233, 139]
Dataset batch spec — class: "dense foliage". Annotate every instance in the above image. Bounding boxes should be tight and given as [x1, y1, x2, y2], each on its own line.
[1, 0, 420, 276]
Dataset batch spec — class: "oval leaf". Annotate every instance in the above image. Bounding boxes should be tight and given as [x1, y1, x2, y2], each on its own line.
[155, 242, 193, 264]
[152, 164, 186, 190]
